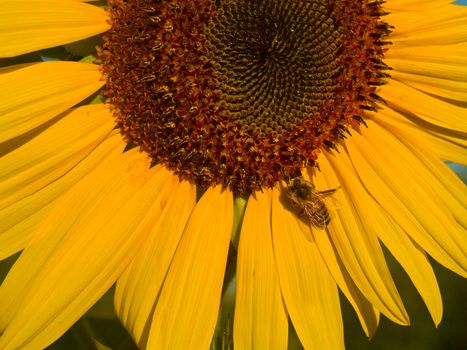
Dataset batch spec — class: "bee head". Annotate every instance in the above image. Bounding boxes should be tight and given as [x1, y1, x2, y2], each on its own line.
[289, 178, 313, 199]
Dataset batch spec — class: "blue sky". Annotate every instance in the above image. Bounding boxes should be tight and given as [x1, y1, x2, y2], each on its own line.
[456, 0, 467, 5]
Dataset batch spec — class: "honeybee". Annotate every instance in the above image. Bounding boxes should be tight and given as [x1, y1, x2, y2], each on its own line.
[285, 176, 339, 229]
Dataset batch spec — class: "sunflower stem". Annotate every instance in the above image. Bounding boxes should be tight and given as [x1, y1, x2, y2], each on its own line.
[70, 317, 100, 350]
[230, 195, 248, 250]
[211, 275, 235, 350]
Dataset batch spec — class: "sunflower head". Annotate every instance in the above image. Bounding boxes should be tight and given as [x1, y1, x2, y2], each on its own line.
[98, 0, 392, 195]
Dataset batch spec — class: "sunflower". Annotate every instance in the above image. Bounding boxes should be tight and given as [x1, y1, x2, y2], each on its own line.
[0, 0, 466, 349]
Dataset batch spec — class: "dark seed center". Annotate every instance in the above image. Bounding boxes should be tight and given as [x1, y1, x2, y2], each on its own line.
[206, 0, 343, 137]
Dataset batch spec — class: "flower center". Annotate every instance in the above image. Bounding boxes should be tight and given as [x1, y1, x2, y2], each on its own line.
[99, 0, 391, 195]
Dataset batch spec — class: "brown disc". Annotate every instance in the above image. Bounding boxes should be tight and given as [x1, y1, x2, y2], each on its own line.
[98, 0, 392, 195]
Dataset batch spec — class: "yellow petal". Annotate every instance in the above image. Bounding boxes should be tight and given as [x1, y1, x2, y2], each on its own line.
[0, 0, 109, 57]
[234, 190, 288, 349]
[0, 62, 104, 142]
[386, 56, 467, 85]
[373, 106, 467, 164]
[385, 0, 453, 11]
[313, 155, 409, 325]
[0, 105, 115, 259]
[346, 122, 467, 277]
[364, 119, 466, 245]
[306, 197, 380, 337]
[292, 172, 379, 337]
[323, 151, 443, 325]
[0, 104, 113, 210]
[386, 43, 467, 83]
[373, 118, 467, 228]
[424, 132, 467, 165]
[115, 177, 196, 345]
[272, 188, 345, 350]
[0, 149, 171, 350]
[147, 186, 234, 349]
[389, 5, 467, 46]
[380, 79, 467, 132]
[391, 70, 467, 102]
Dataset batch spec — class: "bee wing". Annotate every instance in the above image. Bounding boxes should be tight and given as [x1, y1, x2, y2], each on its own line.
[300, 201, 328, 229]
[311, 188, 341, 211]
[321, 195, 341, 211]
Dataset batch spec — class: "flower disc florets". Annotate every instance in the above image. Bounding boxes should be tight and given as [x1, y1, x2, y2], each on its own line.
[99, 0, 392, 195]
